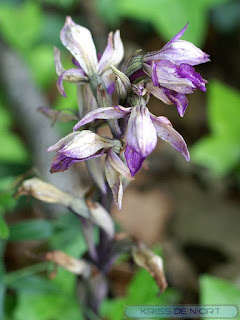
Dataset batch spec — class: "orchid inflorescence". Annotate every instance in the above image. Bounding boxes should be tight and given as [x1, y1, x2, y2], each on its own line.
[48, 17, 210, 210]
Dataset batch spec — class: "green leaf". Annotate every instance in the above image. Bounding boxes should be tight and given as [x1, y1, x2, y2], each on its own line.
[14, 268, 84, 320]
[191, 81, 240, 175]
[191, 137, 240, 176]
[200, 275, 240, 305]
[116, 0, 230, 45]
[208, 81, 240, 138]
[101, 269, 180, 320]
[7, 275, 58, 294]
[0, 215, 9, 240]
[0, 2, 43, 52]
[14, 291, 84, 320]
[9, 220, 54, 241]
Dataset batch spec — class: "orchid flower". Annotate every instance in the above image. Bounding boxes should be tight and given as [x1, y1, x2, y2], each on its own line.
[47, 130, 121, 173]
[130, 24, 210, 117]
[73, 100, 190, 176]
[47, 130, 132, 209]
[54, 16, 124, 97]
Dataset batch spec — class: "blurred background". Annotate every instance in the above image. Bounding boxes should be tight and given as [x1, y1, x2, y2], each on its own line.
[0, 0, 240, 319]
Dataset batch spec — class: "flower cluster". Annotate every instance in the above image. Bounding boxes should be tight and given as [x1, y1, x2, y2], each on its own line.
[48, 17, 209, 209]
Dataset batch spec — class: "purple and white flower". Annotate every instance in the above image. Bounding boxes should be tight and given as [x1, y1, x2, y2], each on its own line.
[131, 24, 210, 117]
[54, 17, 124, 97]
[47, 130, 121, 173]
[73, 102, 190, 176]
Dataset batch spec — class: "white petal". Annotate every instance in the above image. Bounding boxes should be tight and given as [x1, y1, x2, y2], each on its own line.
[98, 30, 124, 75]
[105, 157, 123, 210]
[60, 16, 98, 74]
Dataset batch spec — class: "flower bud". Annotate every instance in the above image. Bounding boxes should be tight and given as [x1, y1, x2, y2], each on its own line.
[110, 65, 131, 101]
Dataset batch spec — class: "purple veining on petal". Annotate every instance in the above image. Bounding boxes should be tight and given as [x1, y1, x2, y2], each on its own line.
[177, 64, 207, 91]
[50, 151, 104, 173]
[126, 105, 157, 158]
[72, 57, 81, 67]
[163, 88, 188, 117]
[50, 153, 81, 173]
[151, 114, 190, 161]
[151, 62, 159, 86]
[57, 68, 87, 97]
[155, 42, 210, 66]
[57, 73, 67, 97]
[124, 145, 145, 176]
[148, 60, 195, 94]
[73, 106, 130, 131]
[129, 68, 146, 82]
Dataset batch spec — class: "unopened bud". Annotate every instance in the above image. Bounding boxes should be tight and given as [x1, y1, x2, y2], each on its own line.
[125, 53, 143, 78]
[111, 65, 131, 101]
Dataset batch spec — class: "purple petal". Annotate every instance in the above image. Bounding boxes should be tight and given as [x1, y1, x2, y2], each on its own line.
[50, 151, 103, 173]
[143, 23, 210, 66]
[50, 153, 81, 173]
[166, 23, 189, 45]
[73, 106, 131, 131]
[107, 81, 115, 95]
[57, 68, 87, 97]
[129, 68, 146, 82]
[177, 64, 207, 91]
[124, 145, 145, 176]
[163, 88, 188, 117]
[72, 57, 81, 67]
[151, 114, 190, 161]
[155, 41, 210, 66]
[152, 62, 159, 86]
[126, 105, 157, 158]
[143, 23, 188, 62]
[145, 60, 195, 94]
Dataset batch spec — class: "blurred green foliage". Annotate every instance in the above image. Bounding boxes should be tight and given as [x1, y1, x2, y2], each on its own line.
[0, 0, 240, 319]
[0, 102, 29, 165]
[106, 0, 230, 46]
[192, 81, 240, 176]
[101, 269, 180, 320]
[1, 213, 87, 319]
[200, 274, 240, 305]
